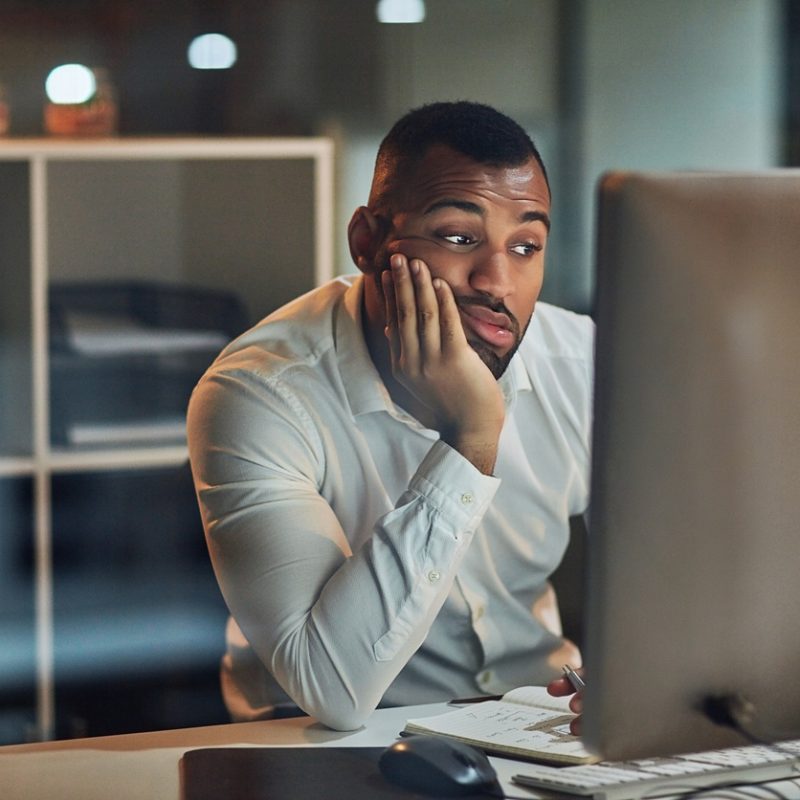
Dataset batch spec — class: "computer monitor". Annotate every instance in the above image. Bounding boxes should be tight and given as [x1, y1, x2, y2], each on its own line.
[583, 170, 800, 761]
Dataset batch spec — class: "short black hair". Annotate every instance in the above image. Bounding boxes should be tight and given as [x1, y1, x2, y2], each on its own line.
[369, 101, 549, 211]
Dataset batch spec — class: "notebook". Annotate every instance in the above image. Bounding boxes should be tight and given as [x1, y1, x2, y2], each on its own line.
[403, 685, 597, 765]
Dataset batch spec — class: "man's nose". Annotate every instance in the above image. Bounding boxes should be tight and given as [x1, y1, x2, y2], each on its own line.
[469, 250, 514, 300]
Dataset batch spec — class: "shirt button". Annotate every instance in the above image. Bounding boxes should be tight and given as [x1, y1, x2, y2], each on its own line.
[427, 570, 441, 583]
[460, 493, 474, 505]
[473, 605, 485, 622]
[479, 670, 493, 686]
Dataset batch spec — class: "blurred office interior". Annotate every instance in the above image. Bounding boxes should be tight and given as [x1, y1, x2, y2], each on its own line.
[0, 0, 796, 744]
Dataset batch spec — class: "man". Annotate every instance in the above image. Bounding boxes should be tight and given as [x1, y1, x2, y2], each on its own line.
[187, 101, 592, 732]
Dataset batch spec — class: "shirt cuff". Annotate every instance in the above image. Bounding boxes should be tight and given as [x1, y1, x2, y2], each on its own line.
[409, 439, 500, 533]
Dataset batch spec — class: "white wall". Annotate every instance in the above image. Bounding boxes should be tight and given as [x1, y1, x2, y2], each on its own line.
[561, 0, 784, 309]
[380, 0, 559, 123]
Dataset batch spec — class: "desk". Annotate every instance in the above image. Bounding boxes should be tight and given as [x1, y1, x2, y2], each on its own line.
[0, 702, 532, 800]
[2, 705, 800, 800]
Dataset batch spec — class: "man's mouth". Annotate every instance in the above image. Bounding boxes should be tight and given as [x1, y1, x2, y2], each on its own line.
[458, 303, 516, 349]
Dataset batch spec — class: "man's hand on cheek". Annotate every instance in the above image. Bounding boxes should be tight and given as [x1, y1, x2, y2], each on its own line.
[382, 254, 505, 474]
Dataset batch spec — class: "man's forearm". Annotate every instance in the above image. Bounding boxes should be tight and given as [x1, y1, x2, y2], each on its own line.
[197, 428, 500, 731]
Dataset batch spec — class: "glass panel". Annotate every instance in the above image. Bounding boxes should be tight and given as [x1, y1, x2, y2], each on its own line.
[0, 477, 36, 744]
[46, 157, 316, 450]
[0, 161, 32, 457]
[51, 464, 228, 737]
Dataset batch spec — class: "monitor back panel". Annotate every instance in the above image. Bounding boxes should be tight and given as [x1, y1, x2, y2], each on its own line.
[584, 171, 800, 760]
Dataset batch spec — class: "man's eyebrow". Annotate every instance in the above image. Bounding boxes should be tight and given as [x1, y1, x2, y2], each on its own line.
[423, 199, 483, 216]
[423, 199, 551, 231]
[521, 210, 551, 231]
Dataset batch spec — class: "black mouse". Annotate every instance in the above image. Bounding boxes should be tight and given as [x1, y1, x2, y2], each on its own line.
[378, 734, 502, 797]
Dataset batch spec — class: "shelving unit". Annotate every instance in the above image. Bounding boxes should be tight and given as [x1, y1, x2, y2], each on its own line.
[0, 138, 334, 742]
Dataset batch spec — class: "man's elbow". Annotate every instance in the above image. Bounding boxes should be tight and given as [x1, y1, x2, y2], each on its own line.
[270, 635, 384, 731]
[313, 705, 371, 732]
[299, 689, 378, 731]
[285, 671, 379, 731]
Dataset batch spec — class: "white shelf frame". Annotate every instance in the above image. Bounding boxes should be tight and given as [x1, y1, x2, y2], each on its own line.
[0, 137, 335, 740]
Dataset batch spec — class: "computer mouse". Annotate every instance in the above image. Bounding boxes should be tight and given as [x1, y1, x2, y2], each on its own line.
[378, 734, 502, 797]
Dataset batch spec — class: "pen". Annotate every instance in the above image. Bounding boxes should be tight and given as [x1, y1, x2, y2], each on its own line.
[562, 664, 586, 692]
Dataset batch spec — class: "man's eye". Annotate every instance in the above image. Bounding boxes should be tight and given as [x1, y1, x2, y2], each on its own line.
[511, 242, 542, 256]
[442, 233, 475, 246]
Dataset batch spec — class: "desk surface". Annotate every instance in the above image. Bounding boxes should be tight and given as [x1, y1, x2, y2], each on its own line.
[0, 702, 529, 800]
[3, 704, 800, 800]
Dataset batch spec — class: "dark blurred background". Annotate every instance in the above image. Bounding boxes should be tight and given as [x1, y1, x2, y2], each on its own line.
[0, 0, 797, 745]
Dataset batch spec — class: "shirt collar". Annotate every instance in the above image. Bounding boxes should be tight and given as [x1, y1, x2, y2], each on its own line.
[336, 276, 397, 417]
[498, 338, 533, 406]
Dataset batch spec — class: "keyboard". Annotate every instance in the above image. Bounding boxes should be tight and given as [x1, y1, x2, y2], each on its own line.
[512, 740, 800, 800]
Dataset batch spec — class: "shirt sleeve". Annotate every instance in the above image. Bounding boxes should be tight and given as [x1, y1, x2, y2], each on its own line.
[187, 366, 500, 731]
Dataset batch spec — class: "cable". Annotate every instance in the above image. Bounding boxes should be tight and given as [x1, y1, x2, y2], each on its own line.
[702, 694, 800, 759]
[641, 779, 795, 800]
[500, 773, 799, 800]
[728, 784, 796, 800]
[498, 794, 545, 800]
[499, 780, 797, 800]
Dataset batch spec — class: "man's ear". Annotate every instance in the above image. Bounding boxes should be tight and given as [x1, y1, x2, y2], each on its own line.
[347, 206, 384, 274]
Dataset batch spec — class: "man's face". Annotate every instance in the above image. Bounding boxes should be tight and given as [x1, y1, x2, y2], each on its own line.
[373, 146, 551, 378]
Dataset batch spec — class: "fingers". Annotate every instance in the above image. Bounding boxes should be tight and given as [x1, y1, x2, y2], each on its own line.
[546, 676, 576, 697]
[568, 687, 583, 735]
[384, 255, 443, 368]
[409, 258, 442, 358]
[432, 275, 469, 354]
[547, 676, 583, 735]
[547, 677, 585, 711]
[381, 268, 400, 361]
[391, 256, 420, 368]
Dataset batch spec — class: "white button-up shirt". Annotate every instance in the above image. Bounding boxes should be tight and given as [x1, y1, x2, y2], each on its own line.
[187, 275, 594, 731]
